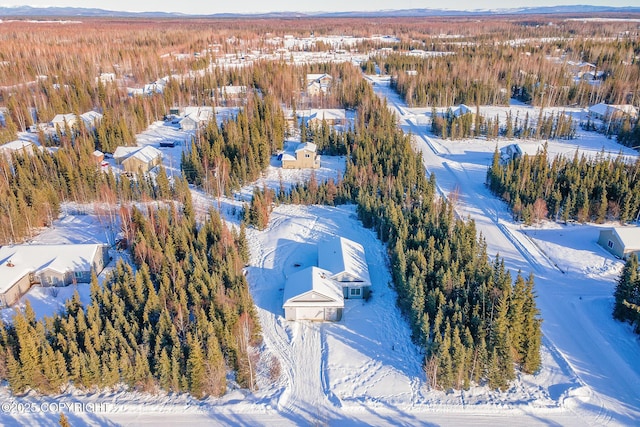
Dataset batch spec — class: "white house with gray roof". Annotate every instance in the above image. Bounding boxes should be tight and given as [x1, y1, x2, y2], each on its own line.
[283, 236, 371, 321]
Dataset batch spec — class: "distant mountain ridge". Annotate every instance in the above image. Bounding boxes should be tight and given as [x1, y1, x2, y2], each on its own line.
[0, 4, 639, 18]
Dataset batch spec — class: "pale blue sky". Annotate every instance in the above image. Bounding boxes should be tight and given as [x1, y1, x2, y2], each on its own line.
[2, 1, 637, 15]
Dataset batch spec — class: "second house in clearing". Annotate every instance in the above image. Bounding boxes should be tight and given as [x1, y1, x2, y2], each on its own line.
[283, 236, 371, 321]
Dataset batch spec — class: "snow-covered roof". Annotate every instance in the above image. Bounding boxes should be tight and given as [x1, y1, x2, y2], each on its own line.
[51, 113, 76, 124]
[306, 73, 332, 82]
[128, 146, 162, 163]
[80, 111, 103, 126]
[450, 104, 473, 117]
[610, 227, 640, 251]
[180, 106, 214, 125]
[588, 103, 638, 118]
[295, 142, 317, 153]
[92, 150, 104, 157]
[305, 109, 346, 122]
[283, 266, 344, 307]
[0, 244, 102, 295]
[114, 145, 162, 164]
[0, 139, 34, 153]
[113, 146, 139, 160]
[318, 236, 371, 286]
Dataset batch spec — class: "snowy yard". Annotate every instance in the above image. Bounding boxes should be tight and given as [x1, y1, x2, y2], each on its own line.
[2, 78, 640, 425]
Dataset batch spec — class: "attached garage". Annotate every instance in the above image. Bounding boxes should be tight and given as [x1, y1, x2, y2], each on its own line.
[283, 267, 344, 322]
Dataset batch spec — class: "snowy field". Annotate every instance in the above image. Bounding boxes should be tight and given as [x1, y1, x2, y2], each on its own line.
[2, 78, 640, 425]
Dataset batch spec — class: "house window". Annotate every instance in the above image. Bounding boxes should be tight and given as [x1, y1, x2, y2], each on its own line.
[305, 154, 310, 158]
[608, 240, 614, 249]
[74, 271, 83, 279]
[350, 288, 361, 296]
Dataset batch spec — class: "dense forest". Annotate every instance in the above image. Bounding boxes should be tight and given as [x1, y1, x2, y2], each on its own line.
[0, 190, 260, 397]
[614, 254, 640, 335]
[371, 35, 639, 109]
[486, 146, 640, 225]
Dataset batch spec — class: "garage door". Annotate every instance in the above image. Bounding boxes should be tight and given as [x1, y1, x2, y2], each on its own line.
[296, 307, 325, 321]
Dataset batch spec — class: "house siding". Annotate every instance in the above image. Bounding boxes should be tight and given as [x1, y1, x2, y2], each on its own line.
[598, 229, 622, 258]
[0, 274, 31, 308]
[281, 149, 320, 169]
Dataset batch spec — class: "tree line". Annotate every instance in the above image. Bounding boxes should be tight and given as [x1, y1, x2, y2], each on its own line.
[432, 108, 576, 141]
[487, 145, 640, 225]
[614, 254, 640, 335]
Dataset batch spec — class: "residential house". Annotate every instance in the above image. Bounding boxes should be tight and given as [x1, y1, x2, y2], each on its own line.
[499, 144, 523, 165]
[280, 142, 320, 169]
[283, 267, 344, 321]
[0, 139, 35, 160]
[304, 109, 347, 127]
[113, 145, 163, 174]
[179, 106, 214, 131]
[588, 103, 638, 121]
[318, 236, 371, 299]
[51, 113, 77, 132]
[0, 244, 109, 308]
[80, 111, 103, 131]
[306, 73, 333, 96]
[598, 227, 640, 259]
[449, 104, 474, 118]
[282, 236, 371, 321]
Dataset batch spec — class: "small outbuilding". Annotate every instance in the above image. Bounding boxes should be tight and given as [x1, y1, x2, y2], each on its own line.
[283, 267, 344, 321]
[598, 227, 640, 259]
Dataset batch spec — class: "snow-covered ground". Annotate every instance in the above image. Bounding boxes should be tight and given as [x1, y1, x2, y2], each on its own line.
[2, 77, 640, 426]
[370, 74, 640, 425]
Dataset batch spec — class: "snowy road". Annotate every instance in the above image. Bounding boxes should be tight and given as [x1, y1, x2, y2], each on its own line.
[372, 76, 640, 425]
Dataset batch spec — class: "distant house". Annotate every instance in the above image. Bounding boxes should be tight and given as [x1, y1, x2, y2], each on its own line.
[216, 85, 247, 105]
[499, 144, 523, 165]
[97, 72, 116, 84]
[113, 145, 163, 174]
[318, 236, 371, 299]
[449, 104, 474, 118]
[79, 111, 103, 131]
[283, 267, 344, 321]
[281, 142, 320, 169]
[598, 227, 640, 259]
[588, 103, 638, 121]
[51, 113, 77, 131]
[179, 106, 214, 131]
[0, 139, 35, 160]
[0, 244, 109, 308]
[306, 73, 333, 96]
[304, 109, 347, 127]
[92, 150, 104, 165]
